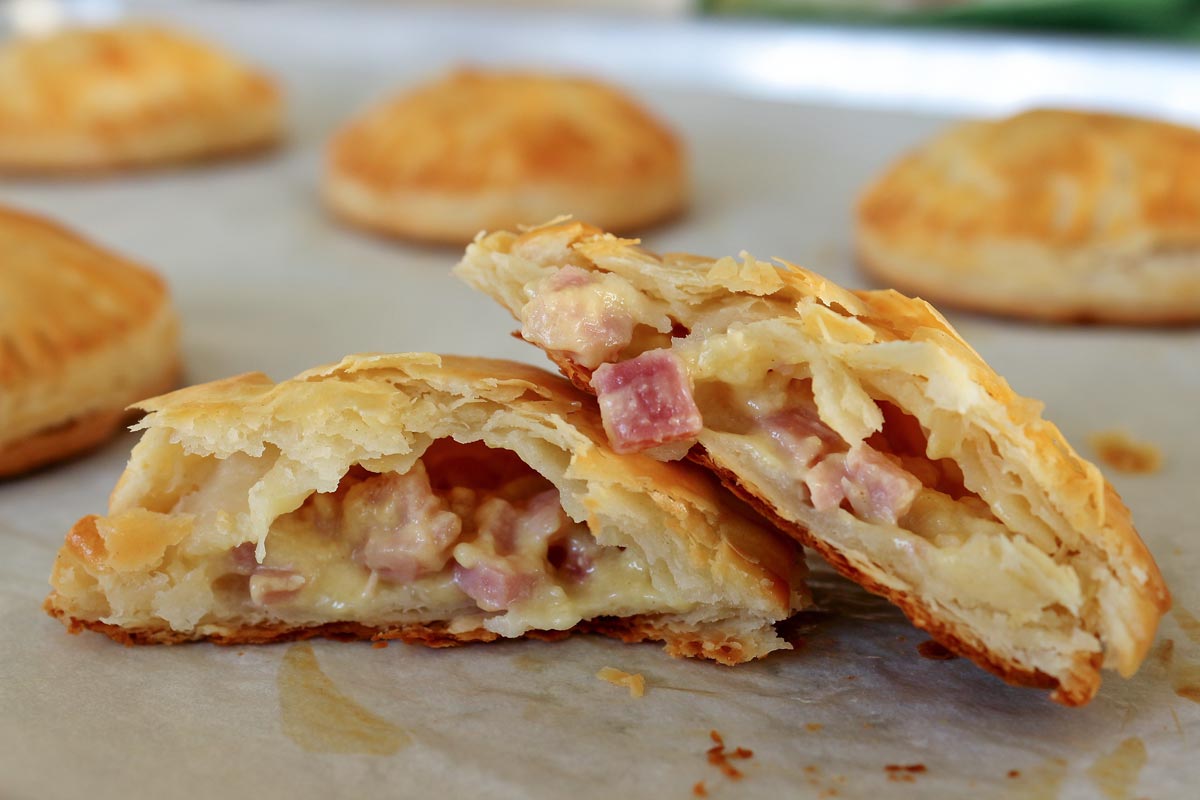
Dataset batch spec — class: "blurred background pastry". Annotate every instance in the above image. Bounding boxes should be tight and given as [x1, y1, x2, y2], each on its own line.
[324, 69, 687, 245]
[0, 205, 179, 477]
[857, 109, 1200, 324]
[0, 24, 282, 173]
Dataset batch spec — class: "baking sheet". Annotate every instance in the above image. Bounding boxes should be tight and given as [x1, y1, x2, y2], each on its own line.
[2, 3, 1199, 799]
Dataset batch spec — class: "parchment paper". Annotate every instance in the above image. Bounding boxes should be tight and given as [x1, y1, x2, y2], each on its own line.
[2, 4, 1198, 799]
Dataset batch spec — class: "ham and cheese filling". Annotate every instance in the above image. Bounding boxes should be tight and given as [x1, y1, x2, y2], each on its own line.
[518, 265, 958, 531]
[216, 440, 653, 634]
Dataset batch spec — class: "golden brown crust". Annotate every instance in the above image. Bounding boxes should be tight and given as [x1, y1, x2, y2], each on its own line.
[0, 205, 181, 476]
[689, 447, 1099, 704]
[324, 69, 687, 244]
[456, 221, 1170, 704]
[0, 24, 282, 172]
[857, 109, 1200, 323]
[44, 599, 753, 665]
[0, 362, 178, 478]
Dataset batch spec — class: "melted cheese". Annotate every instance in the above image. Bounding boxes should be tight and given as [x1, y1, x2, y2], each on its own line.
[212, 453, 692, 633]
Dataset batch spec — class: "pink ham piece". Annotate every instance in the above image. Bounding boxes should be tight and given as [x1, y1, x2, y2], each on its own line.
[229, 542, 306, 605]
[248, 566, 306, 606]
[519, 266, 637, 368]
[763, 407, 843, 471]
[228, 541, 259, 575]
[547, 531, 600, 582]
[453, 563, 535, 612]
[453, 489, 580, 610]
[804, 445, 922, 525]
[592, 349, 703, 455]
[347, 465, 463, 583]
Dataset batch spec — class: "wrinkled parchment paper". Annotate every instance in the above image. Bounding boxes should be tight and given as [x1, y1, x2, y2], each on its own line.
[2, 4, 1198, 798]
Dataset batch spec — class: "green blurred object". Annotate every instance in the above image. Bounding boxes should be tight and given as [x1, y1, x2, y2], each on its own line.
[701, 0, 1200, 38]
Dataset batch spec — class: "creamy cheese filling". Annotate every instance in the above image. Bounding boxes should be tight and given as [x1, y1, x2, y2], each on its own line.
[208, 440, 672, 634]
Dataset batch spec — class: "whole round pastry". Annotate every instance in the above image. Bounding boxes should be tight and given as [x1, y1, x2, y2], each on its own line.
[0, 206, 180, 477]
[325, 70, 687, 244]
[0, 24, 282, 172]
[857, 109, 1200, 324]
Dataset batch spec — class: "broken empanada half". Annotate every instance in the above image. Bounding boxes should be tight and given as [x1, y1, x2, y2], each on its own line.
[455, 221, 1169, 704]
[46, 354, 806, 664]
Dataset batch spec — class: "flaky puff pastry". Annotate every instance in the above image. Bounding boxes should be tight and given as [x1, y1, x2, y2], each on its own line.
[858, 109, 1200, 323]
[0, 24, 282, 172]
[456, 221, 1170, 705]
[324, 70, 686, 244]
[46, 354, 807, 664]
[0, 205, 179, 477]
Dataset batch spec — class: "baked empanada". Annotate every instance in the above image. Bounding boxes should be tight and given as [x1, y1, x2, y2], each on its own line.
[857, 109, 1200, 323]
[46, 354, 806, 664]
[456, 221, 1170, 704]
[0, 205, 179, 477]
[324, 69, 686, 244]
[0, 24, 281, 172]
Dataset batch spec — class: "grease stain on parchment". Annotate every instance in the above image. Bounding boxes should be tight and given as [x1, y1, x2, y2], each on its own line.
[1152, 635, 1200, 703]
[1173, 606, 1200, 645]
[1086, 738, 1146, 800]
[1171, 661, 1200, 703]
[278, 642, 410, 755]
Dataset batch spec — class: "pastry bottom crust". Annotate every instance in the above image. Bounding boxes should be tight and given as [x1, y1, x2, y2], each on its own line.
[0, 365, 180, 479]
[0, 123, 281, 176]
[323, 170, 686, 247]
[44, 599, 757, 666]
[857, 237, 1200, 326]
[544, 345, 1099, 706]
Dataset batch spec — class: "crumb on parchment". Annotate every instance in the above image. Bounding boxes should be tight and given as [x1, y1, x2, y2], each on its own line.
[885, 764, 927, 783]
[707, 730, 754, 780]
[1089, 431, 1163, 474]
[596, 666, 645, 697]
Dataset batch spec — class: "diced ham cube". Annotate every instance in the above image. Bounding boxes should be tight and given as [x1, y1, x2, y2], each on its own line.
[547, 530, 600, 582]
[516, 489, 569, 542]
[248, 567, 306, 606]
[843, 446, 923, 525]
[453, 487, 580, 611]
[453, 563, 535, 612]
[473, 497, 519, 555]
[805, 455, 850, 514]
[804, 445, 922, 525]
[228, 541, 259, 575]
[762, 407, 843, 474]
[472, 491, 569, 560]
[346, 464, 463, 583]
[592, 350, 703, 455]
[519, 266, 637, 368]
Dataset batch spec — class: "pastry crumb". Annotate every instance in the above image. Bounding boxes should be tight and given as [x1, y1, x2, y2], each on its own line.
[885, 764, 927, 783]
[692, 781, 707, 797]
[706, 729, 753, 780]
[596, 666, 645, 697]
[1089, 431, 1162, 474]
[806, 722, 824, 732]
